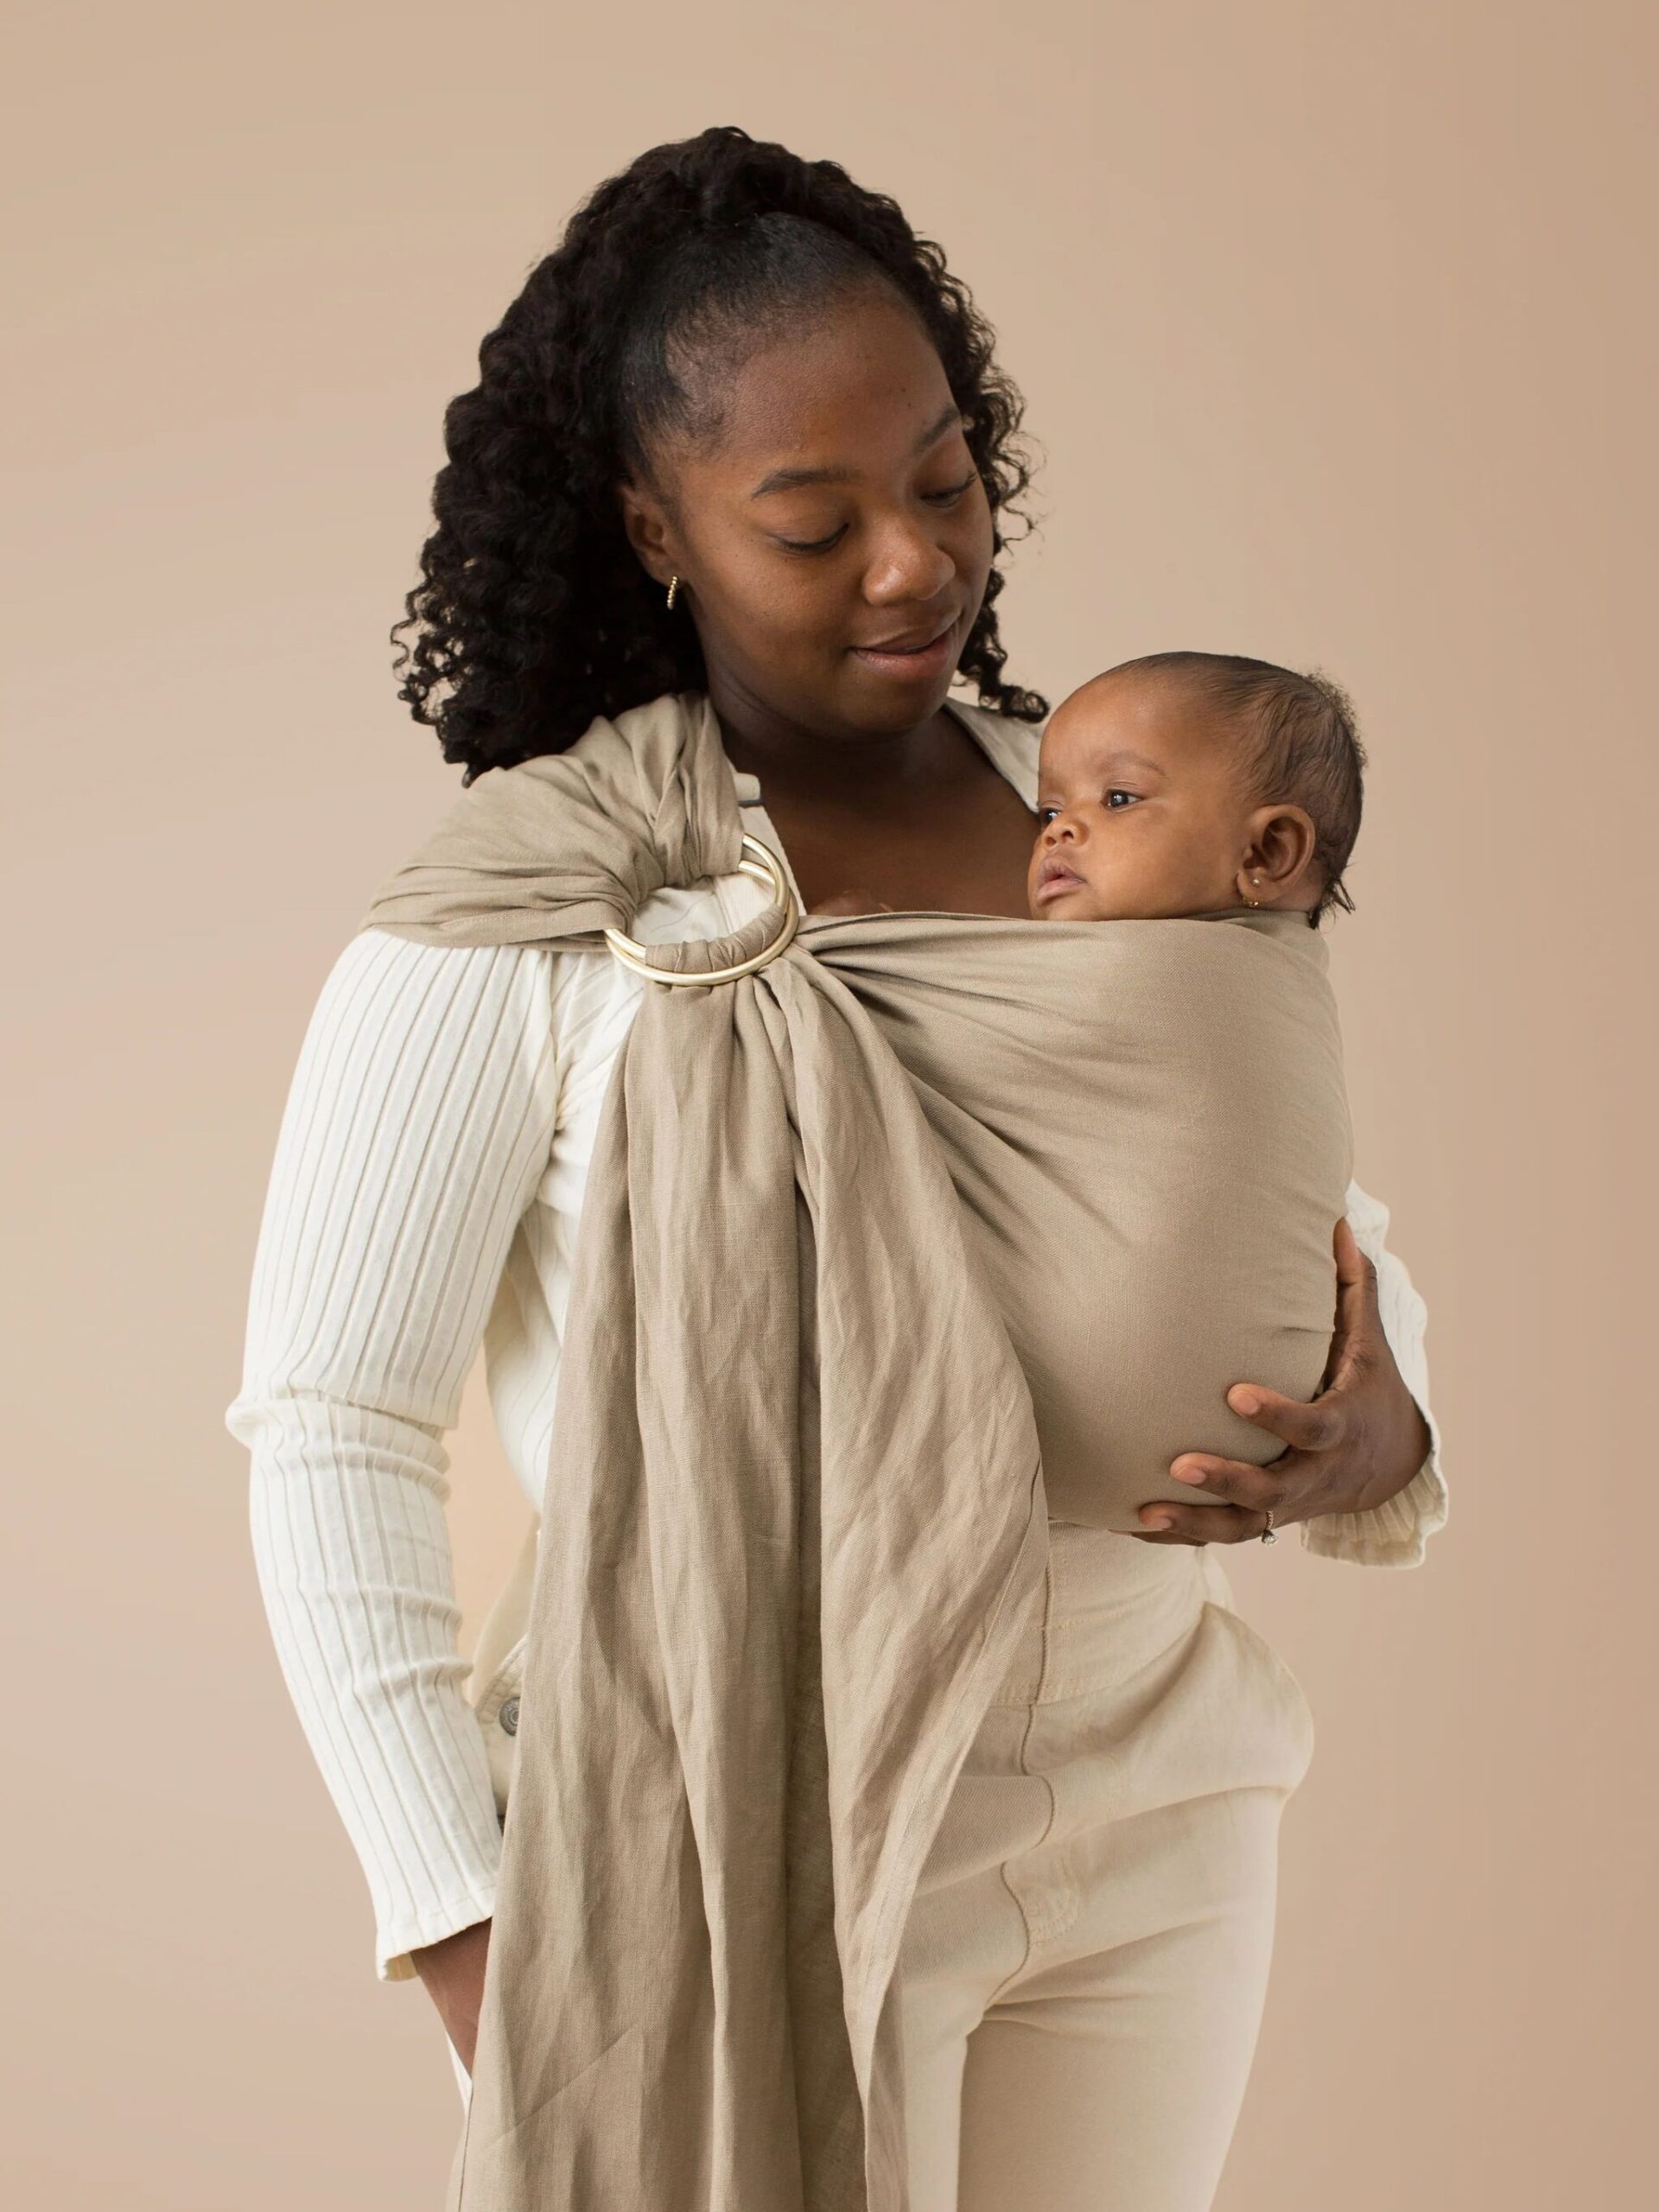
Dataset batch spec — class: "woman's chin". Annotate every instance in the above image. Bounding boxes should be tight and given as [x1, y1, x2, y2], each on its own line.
[838, 656, 962, 728]
[840, 696, 956, 741]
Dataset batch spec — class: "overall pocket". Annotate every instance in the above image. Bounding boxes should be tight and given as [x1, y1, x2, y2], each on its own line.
[1199, 1587, 1318, 1790]
[469, 1637, 526, 1821]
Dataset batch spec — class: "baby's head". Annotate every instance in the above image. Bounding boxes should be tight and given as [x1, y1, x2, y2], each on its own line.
[1027, 652, 1365, 926]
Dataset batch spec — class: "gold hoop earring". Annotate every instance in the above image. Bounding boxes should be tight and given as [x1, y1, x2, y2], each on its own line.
[665, 574, 680, 610]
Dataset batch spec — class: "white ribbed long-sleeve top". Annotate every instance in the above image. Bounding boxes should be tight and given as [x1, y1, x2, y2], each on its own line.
[224, 715, 1448, 1984]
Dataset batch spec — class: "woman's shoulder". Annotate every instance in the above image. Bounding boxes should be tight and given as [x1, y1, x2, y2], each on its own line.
[349, 920, 553, 975]
[315, 925, 557, 1040]
[946, 694, 1046, 805]
[346, 921, 636, 1069]
[349, 919, 623, 997]
[276, 928, 638, 1163]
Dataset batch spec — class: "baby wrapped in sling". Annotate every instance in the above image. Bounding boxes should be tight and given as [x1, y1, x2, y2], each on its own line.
[362, 649, 1362, 2211]
[810, 646, 1357, 1529]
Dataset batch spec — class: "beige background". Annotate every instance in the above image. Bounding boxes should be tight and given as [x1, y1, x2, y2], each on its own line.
[6, 2, 1654, 2205]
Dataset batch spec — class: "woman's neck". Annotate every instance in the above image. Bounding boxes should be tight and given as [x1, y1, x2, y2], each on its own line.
[710, 690, 971, 813]
[704, 677, 1037, 918]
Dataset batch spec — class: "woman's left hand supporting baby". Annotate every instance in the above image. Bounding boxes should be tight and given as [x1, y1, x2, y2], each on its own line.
[1133, 1219, 1433, 1547]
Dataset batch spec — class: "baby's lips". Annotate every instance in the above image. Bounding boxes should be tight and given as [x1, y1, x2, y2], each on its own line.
[1034, 864, 1085, 898]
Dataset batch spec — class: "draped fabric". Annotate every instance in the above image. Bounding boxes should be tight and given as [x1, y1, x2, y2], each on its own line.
[359, 689, 1349, 2212]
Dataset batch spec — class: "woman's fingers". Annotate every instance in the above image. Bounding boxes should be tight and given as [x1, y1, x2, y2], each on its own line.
[1133, 1497, 1274, 1544]
[1142, 1222, 1382, 1547]
[1325, 1216, 1384, 1382]
[1135, 1450, 1298, 1543]
[1219, 1383, 1347, 1454]
[1218, 1222, 1375, 1457]
[1168, 1448, 1292, 1498]
[1332, 1213, 1376, 1307]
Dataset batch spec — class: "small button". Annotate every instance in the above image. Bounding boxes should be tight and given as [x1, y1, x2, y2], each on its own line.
[498, 1695, 520, 1736]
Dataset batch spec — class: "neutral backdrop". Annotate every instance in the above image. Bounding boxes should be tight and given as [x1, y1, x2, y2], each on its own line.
[6, 3, 1655, 2207]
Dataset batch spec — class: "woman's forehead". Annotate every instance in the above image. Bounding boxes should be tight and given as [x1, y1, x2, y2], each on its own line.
[671, 295, 959, 484]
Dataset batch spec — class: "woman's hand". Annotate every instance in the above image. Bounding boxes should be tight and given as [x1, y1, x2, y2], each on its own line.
[412, 1916, 493, 2076]
[1133, 1219, 1432, 1547]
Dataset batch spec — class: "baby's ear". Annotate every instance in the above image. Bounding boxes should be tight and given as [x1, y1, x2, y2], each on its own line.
[1246, 803, 1319, 893]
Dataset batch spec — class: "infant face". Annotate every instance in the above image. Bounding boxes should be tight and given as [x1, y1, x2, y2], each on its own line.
[1027, 670, 1262, 923]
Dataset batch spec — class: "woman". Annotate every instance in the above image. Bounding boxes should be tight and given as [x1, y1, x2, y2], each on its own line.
[226, 127, 1446, 2211]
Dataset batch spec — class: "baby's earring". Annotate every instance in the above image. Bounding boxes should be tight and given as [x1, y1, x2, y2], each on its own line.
[1243, 874, 1262, 908]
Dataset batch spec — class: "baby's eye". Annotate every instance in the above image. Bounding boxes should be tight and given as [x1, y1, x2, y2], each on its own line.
[1036, 804, 1062, 826]
[1104, 789, 1141, 809]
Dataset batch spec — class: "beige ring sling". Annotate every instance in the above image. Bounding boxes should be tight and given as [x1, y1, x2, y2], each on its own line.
[359, 689, 1351, 2212]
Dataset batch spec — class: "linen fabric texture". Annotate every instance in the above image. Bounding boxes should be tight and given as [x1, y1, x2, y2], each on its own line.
[358, 690, 1352, 2212]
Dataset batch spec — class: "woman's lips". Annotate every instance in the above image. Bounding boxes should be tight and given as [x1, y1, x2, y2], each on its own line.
[849, 613, 961, 681]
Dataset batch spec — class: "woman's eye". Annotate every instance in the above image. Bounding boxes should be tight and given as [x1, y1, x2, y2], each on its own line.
[776, 524, 849, 555]
[775, 474, 976, 552]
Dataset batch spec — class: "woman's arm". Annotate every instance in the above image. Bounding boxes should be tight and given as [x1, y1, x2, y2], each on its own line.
[224, 926, 562, 1981]
[1294, 1180, 1448, 1566]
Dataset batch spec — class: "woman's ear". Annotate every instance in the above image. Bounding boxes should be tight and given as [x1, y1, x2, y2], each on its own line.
[616, 476, 677, 588]
[1236, 804, 1319, 906]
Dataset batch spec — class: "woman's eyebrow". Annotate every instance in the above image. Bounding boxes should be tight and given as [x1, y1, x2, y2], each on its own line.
[749, 404, 966, 499]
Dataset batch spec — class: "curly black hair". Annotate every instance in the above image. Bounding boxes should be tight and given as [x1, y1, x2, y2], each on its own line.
[390, 125, 1047, 782]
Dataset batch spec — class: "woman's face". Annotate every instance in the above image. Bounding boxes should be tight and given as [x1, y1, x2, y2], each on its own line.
[619, 289, 995, 744]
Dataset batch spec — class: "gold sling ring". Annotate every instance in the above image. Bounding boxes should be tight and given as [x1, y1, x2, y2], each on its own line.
[604, 833, 802, 986]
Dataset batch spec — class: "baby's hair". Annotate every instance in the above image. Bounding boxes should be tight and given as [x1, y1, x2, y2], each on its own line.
[1107, 651, 1367, 924]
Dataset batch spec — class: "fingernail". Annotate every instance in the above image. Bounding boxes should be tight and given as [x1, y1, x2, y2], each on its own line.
[1171, 1465, 1206, 1484]
[1143, 1511, 1175, 1529]
[1230, 1389, 1261, 1416]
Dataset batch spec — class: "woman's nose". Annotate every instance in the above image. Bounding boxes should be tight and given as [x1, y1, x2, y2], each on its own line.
[861, 515, 957, 605]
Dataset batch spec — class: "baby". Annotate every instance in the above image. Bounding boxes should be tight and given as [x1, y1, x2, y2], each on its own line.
[792, 648, 1365, 1535]
[1027, 650, 1364, 926]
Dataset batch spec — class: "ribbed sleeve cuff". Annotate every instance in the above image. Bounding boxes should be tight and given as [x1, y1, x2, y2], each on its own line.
[378, 1878, 499, 1985]
[1298, 1445, 1449, 1568]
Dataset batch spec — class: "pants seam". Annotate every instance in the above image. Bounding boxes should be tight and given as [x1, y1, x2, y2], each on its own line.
[985, 1564, 1061, 2002]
